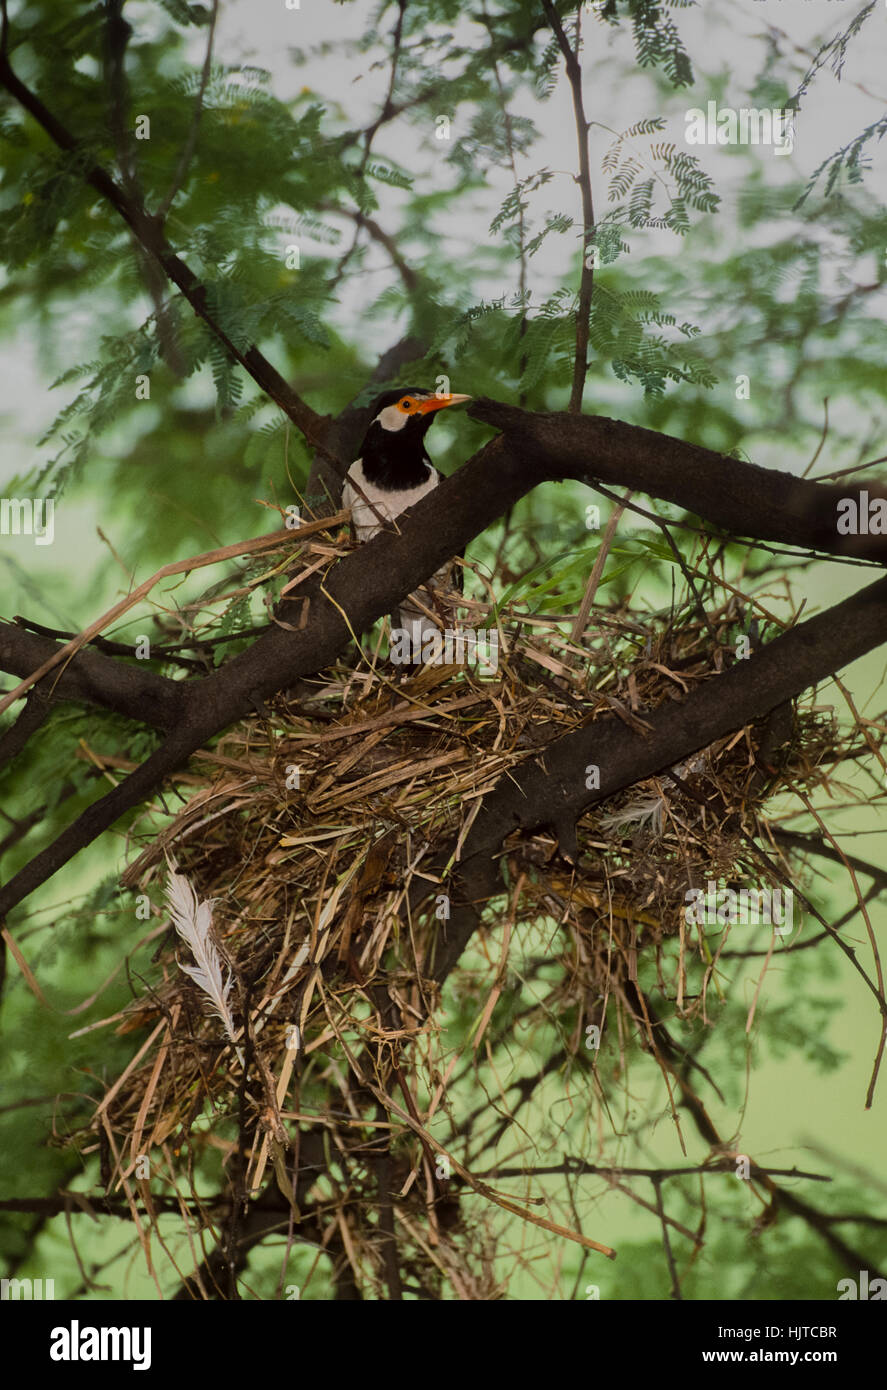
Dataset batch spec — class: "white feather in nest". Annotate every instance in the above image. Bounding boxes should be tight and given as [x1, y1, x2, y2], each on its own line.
[165, 860, 238, 1047]
[600, 757, 707, 839]
[600, 796, 666, 838]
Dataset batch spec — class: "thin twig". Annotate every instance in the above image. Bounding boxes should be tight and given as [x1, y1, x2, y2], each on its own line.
[155, 0, 218, 221]
[541, 0, 595, 411]
[571, 492, 632, 643]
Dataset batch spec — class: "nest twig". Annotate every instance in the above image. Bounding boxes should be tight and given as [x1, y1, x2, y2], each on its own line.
[59, 559, 885, 1297]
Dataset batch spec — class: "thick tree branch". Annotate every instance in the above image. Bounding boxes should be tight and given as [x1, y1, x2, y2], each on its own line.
[0, 622, 186, 735]
[0, 523, 331, 720]
[468, 399, 887, 563]
[0, 692, 49, 766]
[6, 0, 884, 1303]
[3, 406, 887, 918]
[0, 721, 209, 918]
[431, 571, 887, 981]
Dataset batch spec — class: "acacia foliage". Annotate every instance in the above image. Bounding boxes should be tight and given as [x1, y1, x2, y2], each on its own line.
[1, 0, 886, 1301]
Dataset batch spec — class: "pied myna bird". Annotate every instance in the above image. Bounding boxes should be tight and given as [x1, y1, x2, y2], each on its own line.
[342, 387, 471, 649]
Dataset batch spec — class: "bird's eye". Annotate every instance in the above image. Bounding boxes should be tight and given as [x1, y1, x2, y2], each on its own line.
[400, 397, 414, 411]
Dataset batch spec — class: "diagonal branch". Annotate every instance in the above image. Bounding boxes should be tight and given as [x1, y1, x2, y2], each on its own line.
[0, 692, 49, 766]
[342, 209, 419, 293]
[0, 44, 330, 454]
[430, 570, 887, 982]
[3, 405, 887, 918]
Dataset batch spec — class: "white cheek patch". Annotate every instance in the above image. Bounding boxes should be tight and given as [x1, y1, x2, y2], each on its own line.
[375, 404, 410, 432]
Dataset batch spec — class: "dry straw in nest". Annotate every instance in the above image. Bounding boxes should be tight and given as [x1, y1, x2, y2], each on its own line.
[65, 566, 875, 1291]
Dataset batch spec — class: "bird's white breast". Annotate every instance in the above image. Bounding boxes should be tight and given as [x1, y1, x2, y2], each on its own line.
[342, 459, 439, 541]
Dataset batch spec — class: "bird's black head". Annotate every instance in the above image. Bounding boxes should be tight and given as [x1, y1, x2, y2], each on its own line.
[357, 387, 470, 490]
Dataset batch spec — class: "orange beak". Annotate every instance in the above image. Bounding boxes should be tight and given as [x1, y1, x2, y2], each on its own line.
[414, 393, 472, 415]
